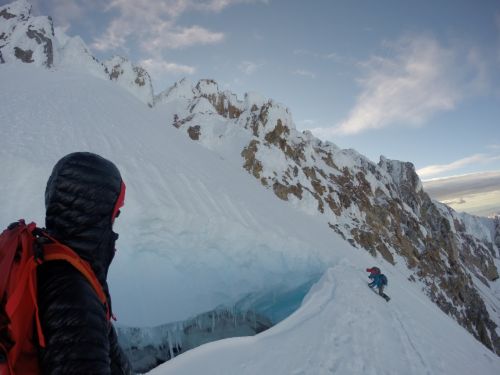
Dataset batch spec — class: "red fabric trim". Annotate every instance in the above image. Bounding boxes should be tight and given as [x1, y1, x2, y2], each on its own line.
[111, 181, 126, 223]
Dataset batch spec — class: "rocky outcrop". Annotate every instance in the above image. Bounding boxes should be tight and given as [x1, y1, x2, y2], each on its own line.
[0, 0, 54, 67]
[187, 125, 201, 140]
[103, 56, 154, 107]
[194, 79, 243, 119]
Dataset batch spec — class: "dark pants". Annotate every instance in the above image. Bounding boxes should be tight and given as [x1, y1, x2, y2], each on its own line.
[378, 285, 390, 301]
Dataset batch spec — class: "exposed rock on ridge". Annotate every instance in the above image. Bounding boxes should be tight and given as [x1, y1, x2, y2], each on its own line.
[103, 56, 154, 107]
[0, 0, 54, 68]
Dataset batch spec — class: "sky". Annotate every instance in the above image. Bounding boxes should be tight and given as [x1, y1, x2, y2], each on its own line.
[8, 0, 500, 216]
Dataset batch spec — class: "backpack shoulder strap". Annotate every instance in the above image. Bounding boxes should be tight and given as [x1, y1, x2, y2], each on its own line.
[41, 242, 110, 321]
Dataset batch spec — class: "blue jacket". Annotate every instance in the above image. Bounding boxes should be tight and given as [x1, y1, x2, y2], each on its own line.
[369, 274, 387, 288]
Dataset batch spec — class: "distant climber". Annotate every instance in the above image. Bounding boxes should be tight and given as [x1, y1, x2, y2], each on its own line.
[366, 266, 380, 277]
[366, 267, 390, 302]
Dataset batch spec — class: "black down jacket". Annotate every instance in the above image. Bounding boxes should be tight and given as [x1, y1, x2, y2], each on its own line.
[37, 152, 132, 375]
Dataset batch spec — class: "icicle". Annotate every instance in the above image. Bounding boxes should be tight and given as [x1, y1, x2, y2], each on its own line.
[167, 330, 174, 359]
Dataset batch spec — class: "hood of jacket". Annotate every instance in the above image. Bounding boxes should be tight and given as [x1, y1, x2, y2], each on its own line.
[44, 152, 124, 285]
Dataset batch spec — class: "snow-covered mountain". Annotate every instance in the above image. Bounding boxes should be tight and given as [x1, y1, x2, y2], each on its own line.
[153, 76, 500, 355]
[1, 1, 499, 372]
[0, 0, 154, 106]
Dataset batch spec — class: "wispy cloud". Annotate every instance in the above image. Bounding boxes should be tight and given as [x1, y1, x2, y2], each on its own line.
[296, 119, 317, 130]
[293, 49, 346, 63]
[325, 52, 343, 62]
[142, 25, 224, 51]
[92, 0, 265, 53]
[199, 0, 269, 12]
[32, 0, 94, 31]
[417, 153, 500, 179]
[238, 60, 263, 75]
[299, 119, 316, 126]
[293, 69, 316, 79]
[139, 58, 196, 75]
[487, 144, 500, 150]
[336, 36, 461, 135]
[311, 35, 488, 137]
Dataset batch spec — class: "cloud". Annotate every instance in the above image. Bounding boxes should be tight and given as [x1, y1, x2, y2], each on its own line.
[417, 153, 500, 179]
[299, 119, 316, 126]
[92, 17, 132, 51]
[197, 0, 269, 12]
[141, 25, 225, 51]
[325, 52, 342, 62]
[295, 119, 317, 130]
[31, 0, 94, 31]
[333, 36, 462, 135]
[293, 49, 346, 63]
[443, 197, 466, 205]
[465, 47, 490, 94]
[422, 171, 500, 217]
[317, 35, 489, 137]
[139, 58, 196, 75]
[422, 171, 500, 197]
[293, 49, 311, 56]
[91, 0, 265, 53]
[238, 61, 263, 75]
[293, 69, 316, 79]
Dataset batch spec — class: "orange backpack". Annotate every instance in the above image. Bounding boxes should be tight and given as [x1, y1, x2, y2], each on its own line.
[0, 220, 110, 375]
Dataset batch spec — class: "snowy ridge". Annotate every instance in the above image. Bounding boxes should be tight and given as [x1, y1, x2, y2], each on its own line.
[155, 262, 500, 375]
[103, 56, 154, 107]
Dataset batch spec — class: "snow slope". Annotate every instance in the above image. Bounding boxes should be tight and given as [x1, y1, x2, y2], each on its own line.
[1, 62, 499, 374]
[0, 64, 340, 325]
[155, 261, 500, 375]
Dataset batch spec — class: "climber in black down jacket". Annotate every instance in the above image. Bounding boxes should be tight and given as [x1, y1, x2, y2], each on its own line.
[37, 152, 132, 374]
